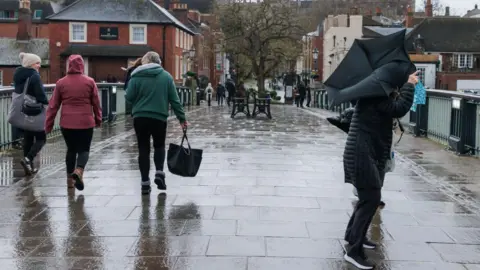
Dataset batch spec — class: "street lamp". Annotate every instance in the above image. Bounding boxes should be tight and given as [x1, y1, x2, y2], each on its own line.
[312, 48, 319, 60]
[189, 46, 196, 59]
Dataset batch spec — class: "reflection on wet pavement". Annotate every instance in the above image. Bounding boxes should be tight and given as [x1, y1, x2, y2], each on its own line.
[0, 105, 479, 269]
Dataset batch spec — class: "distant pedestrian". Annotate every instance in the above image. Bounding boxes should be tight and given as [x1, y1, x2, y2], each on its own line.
[124, 58, 142, 89]
[46, 55, 102, 190]
[216, 83, 226, 106]
[306, 80, 312, 107]
[206, 83, 214, 106]
[225, 78, 235, 106]
[298, 81, 306, 108]
[10, 52, 48, 175]
[125, 51, 188, 195]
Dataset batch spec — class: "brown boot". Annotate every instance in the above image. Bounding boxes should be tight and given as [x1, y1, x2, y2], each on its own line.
[67, 174, 75, 189]
[72, 167, 85, 191]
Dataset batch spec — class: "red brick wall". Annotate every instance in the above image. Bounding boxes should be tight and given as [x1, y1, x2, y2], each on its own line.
[48, 22, 182, 83]
[1, 67, 50, 86]
[0, 22, 49, 38]
[88, 57, 128, 82]
[436, 72, 480, 90]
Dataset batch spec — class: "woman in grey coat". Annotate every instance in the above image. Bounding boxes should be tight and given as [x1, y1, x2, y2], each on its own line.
[342, 71, 418, 269]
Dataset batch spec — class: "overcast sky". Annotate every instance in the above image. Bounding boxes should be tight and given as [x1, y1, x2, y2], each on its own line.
[416, 0, 477, 15]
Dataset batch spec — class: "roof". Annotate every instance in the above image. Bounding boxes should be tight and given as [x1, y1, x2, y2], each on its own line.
[0, 0, 55, 22]
[60, 44, 152, 57]
[185, 18, 202, 34]
[464, 5, 480, 18]
[0, 38, 49, 66]
[362, 16, 383, 27]
[365, 26, 413, 36]
[405, 17, 480, 52]
[362, 27, 382, 38]
[47, 0, 195, 34]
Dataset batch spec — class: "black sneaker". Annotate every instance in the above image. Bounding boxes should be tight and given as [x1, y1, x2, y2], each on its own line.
[344, 253, 374, 269]
[379, 201, 386, 207]
[141, 185, 151, 195]
[363, 239, 377, 250]
[20, 157, 33, 176]
[154, 171, 167, 190]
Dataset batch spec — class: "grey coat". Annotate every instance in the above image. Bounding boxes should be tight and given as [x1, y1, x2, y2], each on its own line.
[343, 83, 414, 189]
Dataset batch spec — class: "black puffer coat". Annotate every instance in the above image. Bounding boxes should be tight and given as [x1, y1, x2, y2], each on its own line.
[343, 83, 414, 189]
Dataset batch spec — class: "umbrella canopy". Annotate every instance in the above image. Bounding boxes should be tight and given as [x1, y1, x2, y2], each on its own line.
[325, 29, 416, 107]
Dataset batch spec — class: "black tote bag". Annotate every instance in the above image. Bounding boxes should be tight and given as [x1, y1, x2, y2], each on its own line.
[167, 129, 203, 177]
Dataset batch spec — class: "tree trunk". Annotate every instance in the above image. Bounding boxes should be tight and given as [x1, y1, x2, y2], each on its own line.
[257, 58, 265, 93]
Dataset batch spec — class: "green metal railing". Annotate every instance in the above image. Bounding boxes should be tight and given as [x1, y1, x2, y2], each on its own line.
[312, 88, 480, 157]
[0, 83, 192, 149]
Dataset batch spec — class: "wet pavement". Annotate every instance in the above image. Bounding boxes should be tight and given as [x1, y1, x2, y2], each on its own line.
[0, 104, 480, 269]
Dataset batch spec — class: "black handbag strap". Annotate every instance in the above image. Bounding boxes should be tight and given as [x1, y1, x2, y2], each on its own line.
[180, 128, 192, 155]
[22, 76, 32, 95]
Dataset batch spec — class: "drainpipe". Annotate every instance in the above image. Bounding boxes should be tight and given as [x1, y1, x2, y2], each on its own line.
[162, 25, 167, 65]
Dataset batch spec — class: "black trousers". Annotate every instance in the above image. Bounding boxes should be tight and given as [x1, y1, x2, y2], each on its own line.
[61, 128, 94, 174]
[217, 95, 224, 105]
[345, 188, 381, 257]
[133, 117, 167, 182]
[23, 130, 46, 161]
[12, 127, 23, 144]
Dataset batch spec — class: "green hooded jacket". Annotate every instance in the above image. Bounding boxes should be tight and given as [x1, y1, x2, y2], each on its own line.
[125, 63, 186, 123]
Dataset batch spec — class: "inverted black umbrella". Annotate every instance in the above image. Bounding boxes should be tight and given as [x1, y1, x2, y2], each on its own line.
[325, 29, 416, 107]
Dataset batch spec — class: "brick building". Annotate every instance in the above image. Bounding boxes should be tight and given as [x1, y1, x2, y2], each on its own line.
[158, 0, 223, 86]
[405, 10, 480, 90]
[46, 0, 194, 84]
[0, 0, 69, 39]
[0, 0, 51, 86]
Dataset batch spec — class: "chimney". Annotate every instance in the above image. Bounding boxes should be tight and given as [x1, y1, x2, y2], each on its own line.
[425, 0, 433, 17]
[17, 0, 32, 42]
[375, 7, 382, 16]
[445, 6, 450, 16]
[405, 5, 413, 28]
[351, 7, 359, 15]
[414, 34, 425, 54]
[188, 10, 200, 23]
[170, 1, 188, 24]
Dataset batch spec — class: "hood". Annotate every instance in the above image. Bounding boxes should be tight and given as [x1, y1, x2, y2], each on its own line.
[67, 55, 85, 74]
[131, 63, 164, 77]
[13, 67, 38, 86]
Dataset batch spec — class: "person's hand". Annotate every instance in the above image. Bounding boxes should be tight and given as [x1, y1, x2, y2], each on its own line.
[408, 71, 420, 85]
[180, 121, 189, 130]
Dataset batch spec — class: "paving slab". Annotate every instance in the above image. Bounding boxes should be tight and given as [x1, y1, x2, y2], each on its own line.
[0, 104, 479, 269]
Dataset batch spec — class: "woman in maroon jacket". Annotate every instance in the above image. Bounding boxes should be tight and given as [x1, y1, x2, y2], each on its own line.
[45, 55, 102, 191]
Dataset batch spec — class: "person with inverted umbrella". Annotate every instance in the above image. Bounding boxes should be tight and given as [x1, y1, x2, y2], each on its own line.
[324, 30, 419, 269]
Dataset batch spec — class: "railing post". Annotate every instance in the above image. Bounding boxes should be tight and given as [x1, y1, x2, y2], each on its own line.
[101, 87, 109, 121]
[448, 97, 468, 154]
[413, 99, 429, 137]
[109, 85, 117, 122]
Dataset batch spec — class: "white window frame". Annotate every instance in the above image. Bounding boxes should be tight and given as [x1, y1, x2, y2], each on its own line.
[69, 22, 87, 43]
[176, 28, 179, 47]
[180, 31, 183, 49]
[129, 24, 147, 45]
[0, 70, 3, 86]
[454, 53, 474, 69]
[33, 10, 42, 19]
[175, 55, 179, 80]
[416, 67, 426, 85]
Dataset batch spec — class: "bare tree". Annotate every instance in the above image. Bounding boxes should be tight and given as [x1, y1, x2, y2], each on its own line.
[216, 0, 311, 93]
[417, 0, 444, 15]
